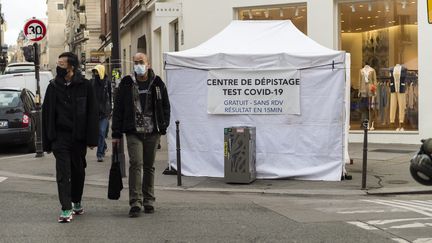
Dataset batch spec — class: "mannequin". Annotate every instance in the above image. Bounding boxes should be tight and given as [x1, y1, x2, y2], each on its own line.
[389, 64, 407, 131]
[359, 64, 377, 130]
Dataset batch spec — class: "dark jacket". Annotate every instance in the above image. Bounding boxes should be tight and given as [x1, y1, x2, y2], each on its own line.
[112, 69, 170, 138]
[42, 74, 99, 152]
[390, 66, 407, 93]
[91, 76, 112, 119]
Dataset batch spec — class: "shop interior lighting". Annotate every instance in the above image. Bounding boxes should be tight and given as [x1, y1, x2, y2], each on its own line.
[385, 2, 390, 12]
[248, 10, 253, 19]
[264, 9, 269, 18]
[401, 0, 407, 9]
[368, 3, 372, 11]
[350, 4, 355, 12]
[294, 7, 299, 17]
[279, 8, 284, 17]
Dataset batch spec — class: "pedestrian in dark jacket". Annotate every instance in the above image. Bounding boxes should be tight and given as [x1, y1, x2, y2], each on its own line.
[42, 52, 99, 223]
[91, 64, 112, 162]
[112, 52, 170, 218]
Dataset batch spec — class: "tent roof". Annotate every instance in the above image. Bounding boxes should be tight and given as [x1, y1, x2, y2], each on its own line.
[165, 20, 345, 70]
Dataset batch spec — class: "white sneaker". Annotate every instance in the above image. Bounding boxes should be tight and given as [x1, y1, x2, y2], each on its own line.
[400, 127, 404, 132]
[396, 128, 400, 131]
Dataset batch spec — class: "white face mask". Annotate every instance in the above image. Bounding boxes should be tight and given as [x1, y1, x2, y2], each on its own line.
[134, 64, 147, 76]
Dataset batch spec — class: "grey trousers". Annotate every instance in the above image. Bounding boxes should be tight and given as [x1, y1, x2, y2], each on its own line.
[126, 133, 160, 207]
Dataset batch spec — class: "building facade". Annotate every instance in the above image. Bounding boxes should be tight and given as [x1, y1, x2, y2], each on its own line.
[101, 0, 429, 144]
[0, 3, 6, 72]
[64, 0, 102, 77]
[46, 0, 67, 72]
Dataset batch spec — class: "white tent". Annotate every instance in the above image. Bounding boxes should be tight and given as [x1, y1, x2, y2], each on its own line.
[164, 20, 349, 181]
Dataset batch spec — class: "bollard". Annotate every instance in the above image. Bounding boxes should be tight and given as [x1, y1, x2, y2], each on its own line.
[176, 121, 182, 186]
[361, 119, 369, 190]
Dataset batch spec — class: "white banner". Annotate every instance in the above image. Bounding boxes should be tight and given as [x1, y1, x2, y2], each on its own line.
[207, 69, 300, 114]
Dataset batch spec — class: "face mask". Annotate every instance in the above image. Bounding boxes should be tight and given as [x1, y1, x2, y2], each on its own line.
[56, 66, 68, 79]
[134, 64, 147, 76]
[92, 73, 100, 80]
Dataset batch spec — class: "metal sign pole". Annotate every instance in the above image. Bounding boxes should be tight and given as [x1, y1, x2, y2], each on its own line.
[361, 119, 369, 190]
[33, 42, 43, 157]
[111, 0, 125, 177]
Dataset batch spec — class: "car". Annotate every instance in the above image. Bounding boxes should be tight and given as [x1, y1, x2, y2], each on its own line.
[0, 71, 53, 102]
[0, 88, 37, 152]
[4, 62, 35, 74]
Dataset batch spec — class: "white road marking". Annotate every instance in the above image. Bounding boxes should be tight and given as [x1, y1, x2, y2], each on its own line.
[363, 200, 432, 217]
[392, 238, 410, 243]
[412, 200, 432, 206]
[393, 200, 432, 210]
[347, 221, 379, 230]
[390, 222, 432, 229]
[368, 218, 432, 225]
[413, 239, 432, 243]
[338, 210, 386, 214]
[0, 176, 7, 182]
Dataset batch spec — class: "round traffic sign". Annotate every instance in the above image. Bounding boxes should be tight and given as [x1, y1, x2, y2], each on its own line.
[23, 18, 47, 42]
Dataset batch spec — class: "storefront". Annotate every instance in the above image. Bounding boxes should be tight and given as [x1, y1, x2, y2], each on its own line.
[340, 1, 418, 134]
[142, 0, 430, 144]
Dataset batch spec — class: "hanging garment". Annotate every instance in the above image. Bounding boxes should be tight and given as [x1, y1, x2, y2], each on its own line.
[359, 66, 377, 97]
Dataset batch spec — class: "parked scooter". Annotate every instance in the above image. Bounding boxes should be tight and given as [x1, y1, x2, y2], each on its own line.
[410, 139, 432, 186]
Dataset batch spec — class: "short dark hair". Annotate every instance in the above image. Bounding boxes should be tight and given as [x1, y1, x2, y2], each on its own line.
[58, 52, 79, 70]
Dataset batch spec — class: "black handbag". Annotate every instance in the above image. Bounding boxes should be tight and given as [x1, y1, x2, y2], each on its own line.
[108, 144, 123, 200]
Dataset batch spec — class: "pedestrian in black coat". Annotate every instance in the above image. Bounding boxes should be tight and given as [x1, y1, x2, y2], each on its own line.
[42, 52, 98, 223]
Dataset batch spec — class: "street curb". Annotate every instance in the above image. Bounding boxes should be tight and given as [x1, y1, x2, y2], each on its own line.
[366, 188, 432, 196]
[156, 186, 368, 197]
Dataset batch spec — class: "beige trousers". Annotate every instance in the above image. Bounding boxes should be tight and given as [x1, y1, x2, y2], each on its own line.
[390, 92, 406, 124]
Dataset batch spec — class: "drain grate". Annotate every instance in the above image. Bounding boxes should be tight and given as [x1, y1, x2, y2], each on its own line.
[370, 149, 416, 154]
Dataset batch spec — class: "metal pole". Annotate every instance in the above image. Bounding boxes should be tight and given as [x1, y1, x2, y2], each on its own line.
[111, 0, 125, 177]
[176, 120, 182, 186]
[33, 43, 43, 157]
[361, 119, 368, 190]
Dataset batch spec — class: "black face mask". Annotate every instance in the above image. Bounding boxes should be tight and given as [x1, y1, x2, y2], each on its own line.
[56, 66, 68, 79]
[93, 73, 100, 80]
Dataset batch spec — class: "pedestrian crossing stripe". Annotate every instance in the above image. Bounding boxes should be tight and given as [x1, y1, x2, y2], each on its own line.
[0, 176, 7, 182]
[363, 199, 432, 217]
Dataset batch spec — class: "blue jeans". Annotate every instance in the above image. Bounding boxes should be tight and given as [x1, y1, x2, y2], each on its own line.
[97, 118, 109, 158]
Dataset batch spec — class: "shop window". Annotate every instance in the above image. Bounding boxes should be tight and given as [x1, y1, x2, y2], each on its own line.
[339, 0, 418, 132]
[238, 4, 307, 34]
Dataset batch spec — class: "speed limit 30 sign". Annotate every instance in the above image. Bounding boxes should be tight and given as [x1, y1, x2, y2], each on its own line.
[24, 18, 47, 42]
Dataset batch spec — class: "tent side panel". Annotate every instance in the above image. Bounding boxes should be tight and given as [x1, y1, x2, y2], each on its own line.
[166, 67, 345, 181]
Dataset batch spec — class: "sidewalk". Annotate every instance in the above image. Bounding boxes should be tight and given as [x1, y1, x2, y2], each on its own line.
[0, 141, 431, 196]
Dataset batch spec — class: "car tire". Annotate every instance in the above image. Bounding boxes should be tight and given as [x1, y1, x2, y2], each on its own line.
[409, 165, 432, 186]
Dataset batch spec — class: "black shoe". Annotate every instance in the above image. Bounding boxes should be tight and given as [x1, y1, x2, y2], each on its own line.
[129, 206, 141, 218]
[97, 157, 103, 162]
[144, 205, 154, 214]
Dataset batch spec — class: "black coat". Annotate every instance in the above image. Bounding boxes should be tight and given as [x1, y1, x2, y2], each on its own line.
[390, 66, 408, 93]
[112, 69, 170, 138]
[42, 74, 99, 152]
[91, 77, 112, 119]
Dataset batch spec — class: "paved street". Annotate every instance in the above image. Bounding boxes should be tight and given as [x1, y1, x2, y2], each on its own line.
[1, 176, 432, 242]
[0, 142, 432, 242]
